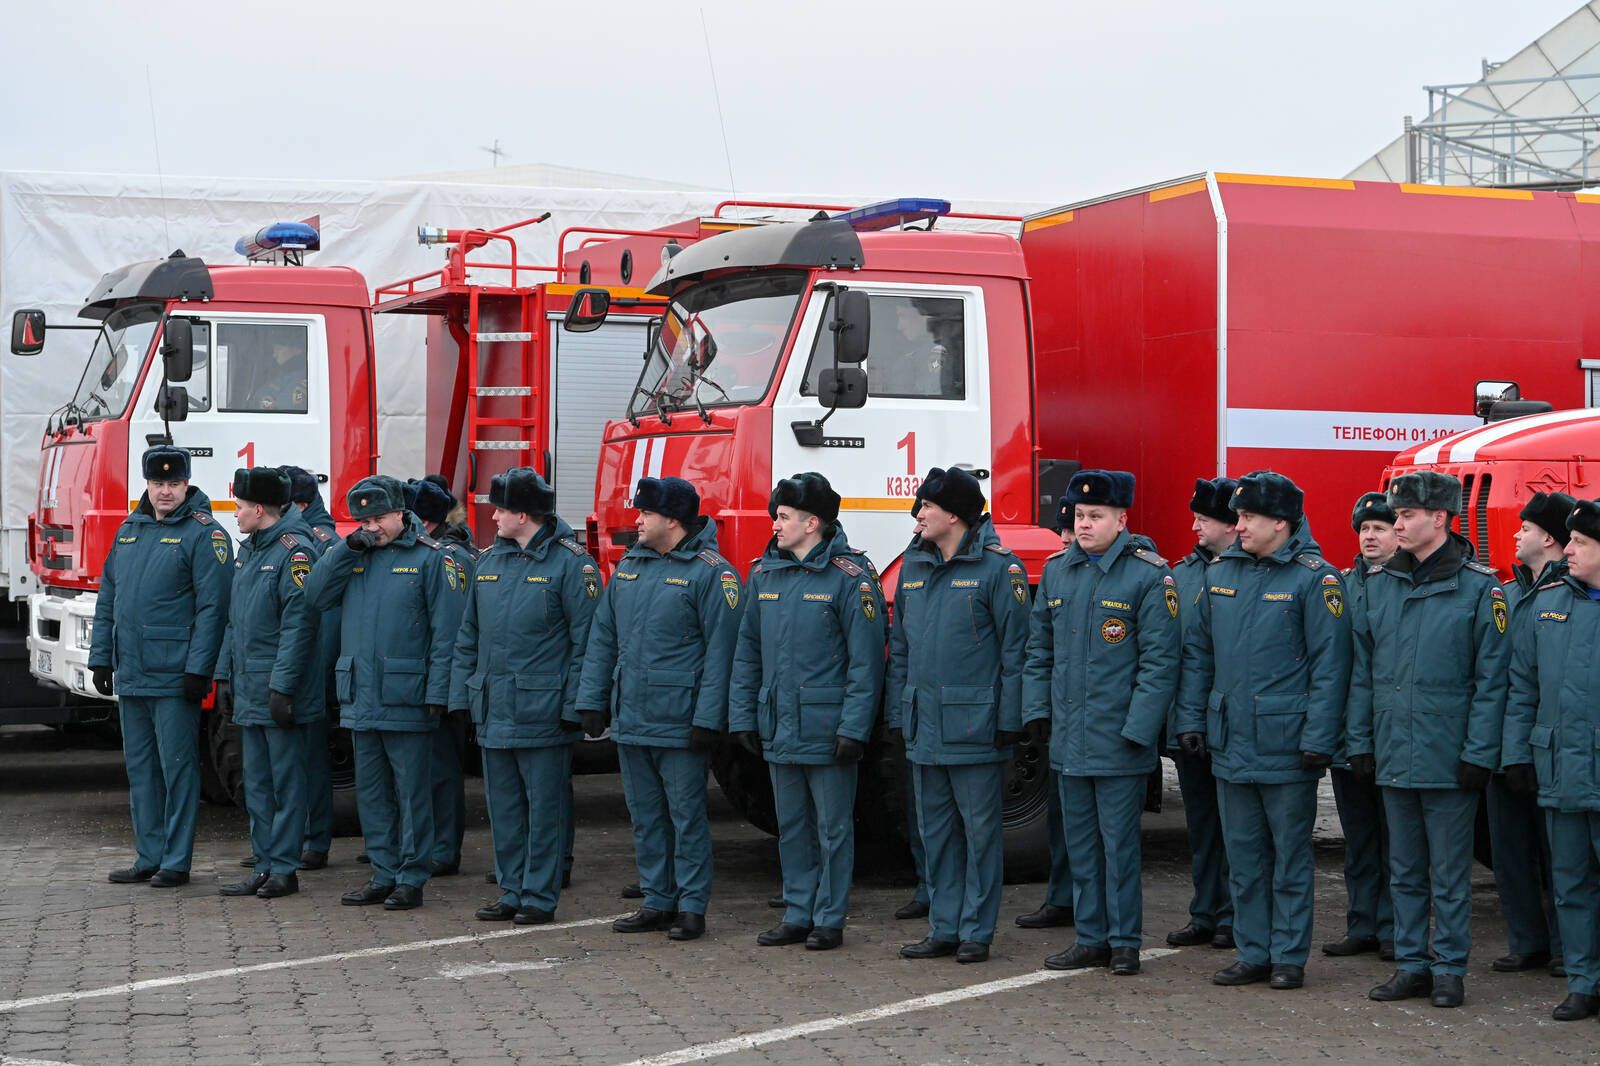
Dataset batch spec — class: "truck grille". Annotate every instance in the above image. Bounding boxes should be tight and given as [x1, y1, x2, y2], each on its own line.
[1474, 474, 1492, 563]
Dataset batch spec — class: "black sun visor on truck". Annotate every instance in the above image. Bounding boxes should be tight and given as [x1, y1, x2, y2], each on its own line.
[78, 253, 214, 321]
[646, 218, 863, 296]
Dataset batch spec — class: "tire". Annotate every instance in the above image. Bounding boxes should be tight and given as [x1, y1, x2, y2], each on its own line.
[203, 708, 246, 807]
[328, 725, 362, 838]
[710, 743, 778, 836]
[572, 735, 619, 775]
[1473, 793, 1493, 869]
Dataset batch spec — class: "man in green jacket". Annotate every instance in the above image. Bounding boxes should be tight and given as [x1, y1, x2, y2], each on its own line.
[214, 468, 321, 899]
[1502, 498, 1600, 1021]
[888, 467, 1030, 965]
[309, 475, 466, 911]
[728, 473, 886, 951]
[1176, 471, 1350, 991]
[1348, 471, 1509, 1009]
[1024, 470, 1181, 976]
[91, 445, 233, 888]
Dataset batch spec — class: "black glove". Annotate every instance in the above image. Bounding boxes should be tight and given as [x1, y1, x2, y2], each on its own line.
[887, 727, 904, 743]
[91, 667, 114, 696]
[731, 730, 761, 756]
[269, 690, 295, 729]
[1024, 718, 1051, 746]
[994, 729, 1027, 750]
[580, 710, 609, 738]
[559, 717, 582, 733]
[213, 679, 233, 713]
[1300, 751, 1332, 771]
[344, 528, 379, 552]
[688, 725, 720, 754]
[1456, 760, 1492, 792]
[833, 735, 865, 763]
[1504, 762, 1538, 797]
[1178, 732, 1206, 758]
[426, 703, 445, 719]
[181, 673, 210, 704]
[1123, 734, 1148, 751]
[1347, 752, 1376, 784]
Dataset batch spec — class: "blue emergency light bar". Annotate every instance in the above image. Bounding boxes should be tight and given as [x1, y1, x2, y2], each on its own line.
[234, 221, 321, 259]
[832, 198, 951, 231]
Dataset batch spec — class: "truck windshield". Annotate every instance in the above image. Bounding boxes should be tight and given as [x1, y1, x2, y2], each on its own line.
[68, 303, 161, 422]
[628, 271, 805, 418]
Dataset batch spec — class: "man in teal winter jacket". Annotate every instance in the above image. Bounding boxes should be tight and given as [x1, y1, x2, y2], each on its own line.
[728, 473, 886, 951]
[91, 445, 233, 888]
[1175, 471, 1350, 991]
[308, 475, 466, 911]
[888, 467, 1030, 965]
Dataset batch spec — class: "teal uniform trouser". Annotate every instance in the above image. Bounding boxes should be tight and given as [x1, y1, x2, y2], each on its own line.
[301, 715, 333, 855]
[241, 724, 308, 875]
[1061, 773, 1146, 949]
[1174, 749, 1232, 929]
[770, 762, 858, 931]
[1330, 767, 1393, 942]
[483, 745, 572, 913]
[1487, 774, 1561, 958]
[430, 711, 468, 867]
[119, 695, 201, 873]
[565, 778, 575, 878]
[352, 729, 435, 888]
[1217, 778, 1318, 967]
[1042, 776, 1073, 908]
[1545, 809, 1600, 997]
[617, 743, 712, 915]
[1382, 786, 1478, 977]
[915, 762, 1004, 945]
[907, 766, 930, 906]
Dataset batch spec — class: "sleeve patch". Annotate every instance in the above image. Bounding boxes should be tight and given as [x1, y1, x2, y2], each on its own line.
[720, 570, 740, 609]
[1492, 599, 1508, 634]
[210, 528, 230, 564]
[288, 551, 312, 588]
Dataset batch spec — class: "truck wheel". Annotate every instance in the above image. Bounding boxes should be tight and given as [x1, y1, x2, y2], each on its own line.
[328, 726, 362, 838]
[1001, 734, 1052, 882]
[572, 735, 619, 775]
[710, 744, 778, 836]
[203, 709, 246, 807]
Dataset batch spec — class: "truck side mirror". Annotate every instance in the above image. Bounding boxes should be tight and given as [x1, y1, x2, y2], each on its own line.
[817, 367, 867, 410]
[161, 318, 195, 381]
[833, 290, 870, 363]
[155, 384, 190, 423]
[10, 310, 45, 356]
[563, 288, 611, 334]
[1474, 379, 1518, 421]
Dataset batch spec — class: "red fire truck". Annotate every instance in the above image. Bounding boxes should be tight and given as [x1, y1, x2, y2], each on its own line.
[583, 175, 1600, 871]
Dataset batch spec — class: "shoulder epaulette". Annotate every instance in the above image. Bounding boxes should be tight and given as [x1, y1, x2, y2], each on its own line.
[191, 512, 214, 526]
[277, 532, 301, 550]
[1047, 547, 1070, 560]
[418, 533, 442, 550]
[696, 549, 726, 568]
[1293, 552, 1325, 571]
[1367, 564, 1384, 575]
[1129, 546, 1168, 567]
[1463, 560, 1496, 577]
[1341, 565, 1354, 577]
[750, 560, 764, 575]
[985, 543, 1013, 555]
[309, 526, 335, 544]
[831, 556, 865, 577]
[1537, 580, 1564, 591]
[557, 536, 586, 556]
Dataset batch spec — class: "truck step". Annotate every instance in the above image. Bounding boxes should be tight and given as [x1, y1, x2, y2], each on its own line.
[473, 386, 532, 397]
[471, 440, 530, 451]
[475, 331, 534, 342]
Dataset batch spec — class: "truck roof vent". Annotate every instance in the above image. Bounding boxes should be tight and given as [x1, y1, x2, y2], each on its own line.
[1474, 474, 1493, 562]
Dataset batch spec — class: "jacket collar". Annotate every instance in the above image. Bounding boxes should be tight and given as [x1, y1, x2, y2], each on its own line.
[1062, 528, 1132, 573]
[760, 522, 854, 572]
[1384, 531, 1472, 586]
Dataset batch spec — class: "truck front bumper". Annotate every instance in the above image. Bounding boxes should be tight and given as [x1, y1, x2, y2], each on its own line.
[27, 590, 108, 701]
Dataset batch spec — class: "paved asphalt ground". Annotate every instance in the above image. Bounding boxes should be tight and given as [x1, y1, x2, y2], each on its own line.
[0, 724, 1593, 1065]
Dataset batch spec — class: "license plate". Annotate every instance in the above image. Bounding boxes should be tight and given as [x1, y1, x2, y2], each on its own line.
[36, 650, 52, 674]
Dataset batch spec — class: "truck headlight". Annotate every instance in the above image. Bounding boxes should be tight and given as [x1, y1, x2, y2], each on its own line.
[75, 617, 93, 650]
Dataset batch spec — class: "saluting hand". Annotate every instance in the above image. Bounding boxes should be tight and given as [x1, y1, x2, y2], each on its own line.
[344, 529, 379, 552]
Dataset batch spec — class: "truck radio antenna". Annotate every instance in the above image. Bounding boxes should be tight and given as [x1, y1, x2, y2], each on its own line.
[144, 66, 172, 254]
[700, 9, 737, 196]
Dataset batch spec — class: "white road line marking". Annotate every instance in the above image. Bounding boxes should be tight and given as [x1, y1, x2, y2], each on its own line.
[0, 913, 628, 1013]
[3, 1057, 85, 1066]
[615, 948, 1181, 1066]
[436, 958, 567, 979]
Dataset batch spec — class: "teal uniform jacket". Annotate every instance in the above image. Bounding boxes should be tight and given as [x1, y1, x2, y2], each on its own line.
[89, 487, 233, 696]
[1175, 519, 1351, 784]
[301, 496, 337, 539]
[576, 517, 743, 746]
[1023, 529, 1181, 776]
[1165, 544, 1217, 751]
[1347, 534, 1508, 787]
[213, 508, 323, 724]
[1503, 573, 1600, 810]
[886, 515, 1030, 767]
[449, 517, 599, 748]
[306, 512, 467, 731]
[1331, 556, 1381, 767]
[727, 524, 887, 764]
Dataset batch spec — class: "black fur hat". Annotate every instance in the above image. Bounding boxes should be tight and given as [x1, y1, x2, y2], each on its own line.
[489, 467, 555, 517]
[142, 445, 191, 481]
[913, 466, 986, 525]
[1231, 470, 1304, 524]
[1189, 477, 1239, 524]
[1387, 471, 1460, 515]
[347, 475, 407, 520]
[278, 465, 319, 505]
[1569, 499, 1600, 543]
[1351, 491, 1397, 531]
[406, 477, 455, 525]
[1065, 470, 1135, 509]
[233, 467, 291, 507]
[1521, 491, 1577, 547]
[632, 476, 700, 524]
[769, 472, 841, 524]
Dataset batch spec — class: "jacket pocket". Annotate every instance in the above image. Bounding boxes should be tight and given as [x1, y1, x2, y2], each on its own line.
[643, 668, 697, 726]
[465, 675, 487, 727]
[334, 655, 355, 704]
[380, 657, 427, 706]
[798, 685, 846, 741]
[1205, 690, 1227, 753]
[239, 655, 275, 708]
[513, 673, 564, 728]
[1253, 692, 1306, 757]
[757, 685, 776, 742]
[939, 684, 997, 747]
[1530, 724, 1553, 786]
[142, 623, 190, 673]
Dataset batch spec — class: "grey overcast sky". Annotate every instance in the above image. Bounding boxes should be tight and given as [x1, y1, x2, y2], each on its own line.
[0, 0, 1582, 204]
